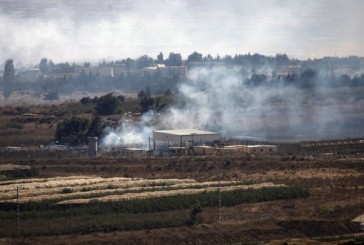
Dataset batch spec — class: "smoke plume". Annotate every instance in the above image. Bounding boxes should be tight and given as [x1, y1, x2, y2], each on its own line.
[102, 65, 364, 148]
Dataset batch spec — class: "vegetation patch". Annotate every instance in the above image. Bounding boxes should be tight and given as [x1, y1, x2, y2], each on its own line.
[0, 175, 309, 236]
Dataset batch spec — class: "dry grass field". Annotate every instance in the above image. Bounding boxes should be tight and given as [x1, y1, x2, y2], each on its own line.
[0, 175, 283, 204]
[0, 155, 363, 244]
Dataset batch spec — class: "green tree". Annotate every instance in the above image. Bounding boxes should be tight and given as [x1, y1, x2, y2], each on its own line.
[39, 58, 49, 73]
[136, 55, 154, 69]
[165, 53, 183, 66]
[187, 51, 203, 63]
[95, 93, 119, 115]
[55, 117, 90, 145]
[87, 115, 104, 137]
[3, 59, 15, 100]
[188, 204, 202, 226]
[157, 52, 164, 63]
[140, 96, 155, 113]
[300, 69, 317, 88]
[138, 90, 146, 98]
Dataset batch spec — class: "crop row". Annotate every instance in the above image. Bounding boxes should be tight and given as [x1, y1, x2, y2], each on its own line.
[0, 186, 309, 237]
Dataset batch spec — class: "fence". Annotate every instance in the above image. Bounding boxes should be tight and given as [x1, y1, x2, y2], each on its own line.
[0, 146, 88, 160]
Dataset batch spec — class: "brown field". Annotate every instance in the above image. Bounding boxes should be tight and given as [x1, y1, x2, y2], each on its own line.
[0, 155, 363, 244]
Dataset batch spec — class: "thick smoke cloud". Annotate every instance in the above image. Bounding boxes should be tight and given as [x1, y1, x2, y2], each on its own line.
[1, 0, 364, 66]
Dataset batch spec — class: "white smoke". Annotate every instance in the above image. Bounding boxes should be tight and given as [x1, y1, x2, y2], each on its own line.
[101, 113, 154, 149]
[160, 65, 362, 141]
[101, 64, 364, 147]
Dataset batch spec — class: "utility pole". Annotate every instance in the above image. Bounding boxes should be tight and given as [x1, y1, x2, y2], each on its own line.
[218, 176, 222, 223]
[148, 136, 151, 151]
[16, 186, 19, 236]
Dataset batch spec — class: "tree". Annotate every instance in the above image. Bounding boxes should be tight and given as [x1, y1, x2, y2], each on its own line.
[3, 59, 15, 100]
[55, 117, 90, 145]
[248, 74, 267, 87]
[39, 58, 49, 73]
[300, 69, 317, 88]
[80, 96, 92, 104]
[140, 96, 154, 113]
[48, 59, 54, 72]
[203, 54, 213, 62]
[187, 204, 202, 226]
[165, 52, 183, 66]
[138, 90, 146, 98]
[117, 95, 125, 102]
[87, 115, 104, 137]
[95, 93, 119, 115]
[187, 51, 203, 63]
[136, 55, 154, 69]
[157, 52, 164, 63]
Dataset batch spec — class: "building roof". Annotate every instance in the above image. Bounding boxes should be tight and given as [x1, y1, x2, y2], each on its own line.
[247, 145, 277, 148]
[153, 129, 219, 136]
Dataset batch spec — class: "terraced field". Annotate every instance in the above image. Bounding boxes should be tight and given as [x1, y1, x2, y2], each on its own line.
[0, 175, 284, 204]
[0, 156, 362, 244]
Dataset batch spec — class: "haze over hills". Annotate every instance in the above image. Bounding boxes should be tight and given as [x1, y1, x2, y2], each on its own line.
[1, 0, 364, 141]
[2, 52, 363, 142]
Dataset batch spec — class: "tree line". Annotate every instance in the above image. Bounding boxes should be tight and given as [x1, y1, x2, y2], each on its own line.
[1, 53, 364, 100]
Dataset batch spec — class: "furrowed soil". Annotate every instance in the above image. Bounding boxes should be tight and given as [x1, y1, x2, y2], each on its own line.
[0, 156, 363, 244]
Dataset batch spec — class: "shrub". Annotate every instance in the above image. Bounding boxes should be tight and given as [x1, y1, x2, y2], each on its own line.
[318, 207, 334, 217]
[81, 187, 91, 192]
[61, 188, 73, 194]
[55, 117, 90, 145]
[95, 93, 119, 115]
[80, 96, 92, 104]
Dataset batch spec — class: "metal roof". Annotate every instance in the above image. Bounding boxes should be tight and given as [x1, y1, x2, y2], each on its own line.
[153, 129, 219, 136]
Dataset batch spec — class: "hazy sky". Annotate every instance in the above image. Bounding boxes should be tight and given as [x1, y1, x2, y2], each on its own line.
[1, 0, 363, 65]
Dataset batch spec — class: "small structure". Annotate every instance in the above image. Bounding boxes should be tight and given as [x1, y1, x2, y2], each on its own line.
[193, 146, 216, 155]
[88, 137, 98, 157]
[120, 148, 145, 157]
[247, 145, 277, 155]
[194, 145, 251, 156]
[5, 146, 22, 151]
[216, 145, 250, 156]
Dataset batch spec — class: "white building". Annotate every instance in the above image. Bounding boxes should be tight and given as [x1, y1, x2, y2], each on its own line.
[153, 129, 221, 146]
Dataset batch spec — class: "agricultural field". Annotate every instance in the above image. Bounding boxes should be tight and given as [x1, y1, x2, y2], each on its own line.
[0, 173, 308, 237]
[0, 155, 363, 244]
